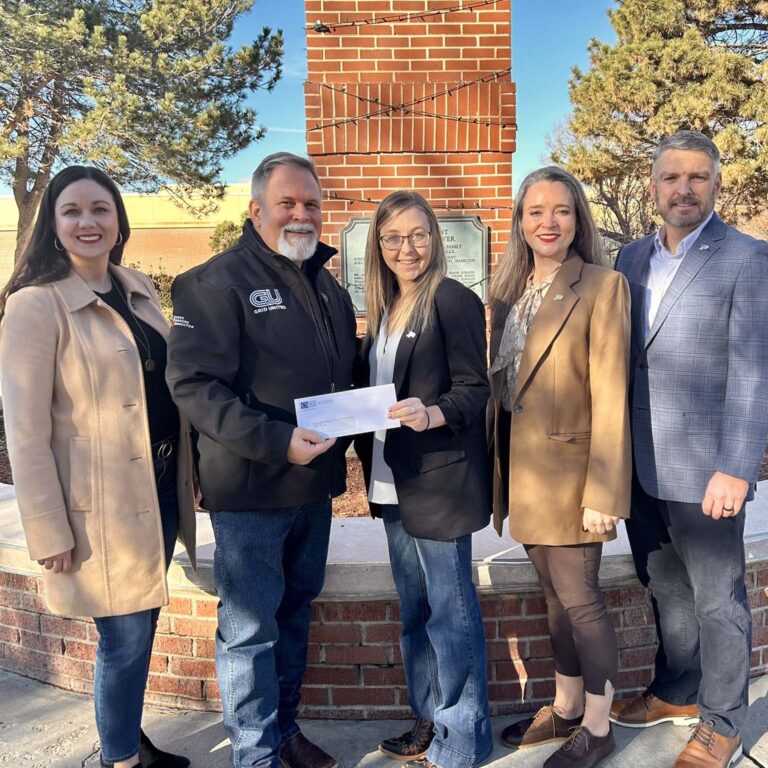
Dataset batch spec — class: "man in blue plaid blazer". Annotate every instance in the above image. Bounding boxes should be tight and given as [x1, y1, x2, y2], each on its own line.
[611, 131, 768, 768]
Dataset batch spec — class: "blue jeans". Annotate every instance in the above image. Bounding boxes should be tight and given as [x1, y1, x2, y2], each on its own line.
[210, 500, 332, 768]
[626, 478, 751, 738]
[94, 458, 179, 763]
[381, 505, 492, 768]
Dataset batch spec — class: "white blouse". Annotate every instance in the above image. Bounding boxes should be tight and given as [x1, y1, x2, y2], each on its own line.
[367, 314, 404, 504]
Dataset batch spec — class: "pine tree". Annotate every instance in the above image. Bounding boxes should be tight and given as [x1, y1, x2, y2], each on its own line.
[0, 0, 283, 259]
[551, 0, 768, 243]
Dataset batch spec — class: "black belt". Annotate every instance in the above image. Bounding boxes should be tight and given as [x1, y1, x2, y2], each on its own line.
[152, 438, 177, 460]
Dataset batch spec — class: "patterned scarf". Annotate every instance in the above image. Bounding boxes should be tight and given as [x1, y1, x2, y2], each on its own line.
[491, 269, 559, 410]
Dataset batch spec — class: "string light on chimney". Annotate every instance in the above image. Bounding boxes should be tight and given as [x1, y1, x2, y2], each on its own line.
[308, 0, 506, 33]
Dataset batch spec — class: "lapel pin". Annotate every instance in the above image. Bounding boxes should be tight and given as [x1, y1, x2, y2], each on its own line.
[554, 294, 564, 301]
[406, 330, 416, 338]
[699, 244, 709, 250]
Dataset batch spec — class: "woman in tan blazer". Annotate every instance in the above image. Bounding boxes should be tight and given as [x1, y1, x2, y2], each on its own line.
[489, 167, 631, 768]
[0, 166, 195, 768]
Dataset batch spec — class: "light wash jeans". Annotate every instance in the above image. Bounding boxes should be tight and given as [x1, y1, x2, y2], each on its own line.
[381, 504, 492, 768]
[211, 500, 332, 768]
[94, 457, 179, 763]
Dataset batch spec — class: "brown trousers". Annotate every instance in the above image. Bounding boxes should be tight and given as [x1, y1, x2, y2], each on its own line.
[525, 543, 617, 695]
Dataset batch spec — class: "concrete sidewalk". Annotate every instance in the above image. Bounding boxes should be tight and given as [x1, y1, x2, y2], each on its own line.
[3, 671, 767, 768]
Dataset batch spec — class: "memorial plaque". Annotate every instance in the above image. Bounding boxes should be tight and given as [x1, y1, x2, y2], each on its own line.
[339, 217, 370, 316]
[439, 216, 489, 302]
[341, 215, 489, 316]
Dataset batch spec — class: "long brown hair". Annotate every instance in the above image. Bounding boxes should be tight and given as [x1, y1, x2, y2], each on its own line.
[364, 190, 447, 338]
[490, 166, 605, 307]
[0, 166, 130, 321]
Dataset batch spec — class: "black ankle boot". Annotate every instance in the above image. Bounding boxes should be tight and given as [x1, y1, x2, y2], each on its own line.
[138, 730, 190, 768]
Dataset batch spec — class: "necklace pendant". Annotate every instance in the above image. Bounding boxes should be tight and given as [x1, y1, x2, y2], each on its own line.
[144, 358, 156, 373]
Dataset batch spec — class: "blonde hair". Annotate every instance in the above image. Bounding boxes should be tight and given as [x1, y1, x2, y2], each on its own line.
[490, 166, 605, 307]
[364, 191, 447, 338]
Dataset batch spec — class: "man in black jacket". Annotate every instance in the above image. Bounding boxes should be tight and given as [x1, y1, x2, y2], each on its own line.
[167, 152, 356, 768]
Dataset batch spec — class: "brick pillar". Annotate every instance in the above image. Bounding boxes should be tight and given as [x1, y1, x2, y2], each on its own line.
[305, 0, 515, 294]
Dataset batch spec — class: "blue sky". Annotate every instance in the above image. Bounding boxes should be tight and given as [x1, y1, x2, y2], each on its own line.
[224, 0, 616, 192]
[0, 1, 616, 197]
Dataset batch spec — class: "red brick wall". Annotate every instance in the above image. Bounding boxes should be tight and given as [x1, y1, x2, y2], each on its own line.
[2, 568, 767, 717]
[305, 0, 515, 288]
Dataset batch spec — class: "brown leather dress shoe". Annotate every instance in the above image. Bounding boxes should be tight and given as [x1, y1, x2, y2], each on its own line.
[673, 723, 743, 767]
[501, 706, 583, 749]
[280, 733, 338, 768]
[379, 718, 435, 761]
[543, 726, 615, 768]
[610, 691, 699, 728]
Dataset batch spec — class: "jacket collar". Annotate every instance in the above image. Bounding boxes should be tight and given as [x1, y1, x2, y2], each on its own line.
[384, 280, 446, 396]
[393, 322, 421, 396]
[53, 264, 152, 313]
[644, 211, 725, 347]
[240, 219, 337, 277]
[358, 319, 419, 396]
[512, 252, 585, 405]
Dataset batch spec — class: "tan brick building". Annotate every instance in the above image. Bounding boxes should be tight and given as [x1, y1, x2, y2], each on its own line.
[0, 184, 252, 287]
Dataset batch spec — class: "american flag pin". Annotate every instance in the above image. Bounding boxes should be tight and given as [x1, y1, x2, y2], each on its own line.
[554, 294, 564, 301]
[406, 330, 416, 338]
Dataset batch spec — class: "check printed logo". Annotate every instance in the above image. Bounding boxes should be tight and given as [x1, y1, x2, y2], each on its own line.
[250, 288, 283, 308]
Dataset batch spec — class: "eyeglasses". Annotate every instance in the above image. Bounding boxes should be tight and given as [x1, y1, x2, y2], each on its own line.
[379, 230, 432, 251]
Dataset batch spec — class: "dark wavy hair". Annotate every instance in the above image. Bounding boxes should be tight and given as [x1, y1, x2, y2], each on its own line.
[0, 166, 130, 319]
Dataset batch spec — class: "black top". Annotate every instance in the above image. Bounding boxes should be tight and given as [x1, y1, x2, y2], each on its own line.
[166, 221, 358, 512]
[95, 279, 180, 446]
[355, 278, 492, 541]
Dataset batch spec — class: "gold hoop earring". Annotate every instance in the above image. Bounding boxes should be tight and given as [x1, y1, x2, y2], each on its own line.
[54, 237, 65, 252]
[116, 231, 123, 245]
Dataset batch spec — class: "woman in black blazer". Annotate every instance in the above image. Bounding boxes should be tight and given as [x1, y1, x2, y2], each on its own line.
[356, 191, 492, 768]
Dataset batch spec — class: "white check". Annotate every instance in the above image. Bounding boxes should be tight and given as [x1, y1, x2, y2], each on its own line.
[294, 383, 400, 439]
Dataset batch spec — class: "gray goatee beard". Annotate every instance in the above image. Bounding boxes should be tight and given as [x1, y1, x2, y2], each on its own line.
[278, 224, 319, 262]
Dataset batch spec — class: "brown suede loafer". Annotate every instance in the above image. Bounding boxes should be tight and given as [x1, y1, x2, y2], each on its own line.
[673, 723, 743, 767]
[543, 726, 615, 768]
[610, 691, 699, 728]
[280, 733, 338, 768]
[379, 718, 435, 761]
[501, 705, 583, 749]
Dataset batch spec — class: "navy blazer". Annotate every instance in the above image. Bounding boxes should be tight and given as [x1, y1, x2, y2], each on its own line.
[356, 278, 492, 541]
[616, 213, 768, 503]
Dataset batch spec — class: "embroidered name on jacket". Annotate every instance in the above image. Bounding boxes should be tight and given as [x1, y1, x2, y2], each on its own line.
[172, 315, 195, 329]
[249, 288, 286, 314]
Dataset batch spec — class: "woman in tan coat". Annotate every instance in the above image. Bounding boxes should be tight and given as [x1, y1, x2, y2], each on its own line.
[489, 167, 631, 768]
[0, 166, 196, 768]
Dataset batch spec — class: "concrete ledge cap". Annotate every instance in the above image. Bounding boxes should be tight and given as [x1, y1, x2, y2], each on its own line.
[2, 483, 768, 601]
